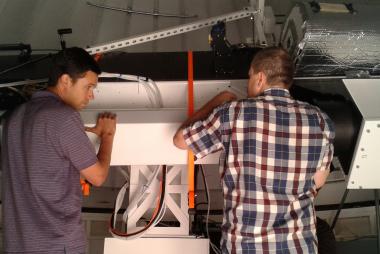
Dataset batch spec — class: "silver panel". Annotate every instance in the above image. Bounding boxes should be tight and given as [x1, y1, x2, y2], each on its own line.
[282, 3, 380, 77]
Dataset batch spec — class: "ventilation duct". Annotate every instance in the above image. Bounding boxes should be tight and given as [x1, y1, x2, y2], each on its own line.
[281, 3, 380, 77]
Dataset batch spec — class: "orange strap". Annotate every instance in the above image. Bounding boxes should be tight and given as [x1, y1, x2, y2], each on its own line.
[81, 179, 90, 196]
[94, 53, 103, 62]
[187, 51, 195, 209]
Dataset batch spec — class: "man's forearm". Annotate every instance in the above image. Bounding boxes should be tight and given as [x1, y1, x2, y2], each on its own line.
[314, 169, 330, 189]
[181, 91, 237, 128]
[173, 91, 236, 149]
[97, 136, 114, 177]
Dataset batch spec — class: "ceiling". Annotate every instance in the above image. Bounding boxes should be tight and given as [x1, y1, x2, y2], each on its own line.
[1, 0, 379, 55]
[0, 0, 258, 54]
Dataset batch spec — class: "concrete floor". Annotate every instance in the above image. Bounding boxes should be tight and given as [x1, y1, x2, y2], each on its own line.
[337, 238, 378, 254]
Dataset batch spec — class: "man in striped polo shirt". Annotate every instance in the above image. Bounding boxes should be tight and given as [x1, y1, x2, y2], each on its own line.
[2, 47, 116, 253]
[173, 47, 335, 253]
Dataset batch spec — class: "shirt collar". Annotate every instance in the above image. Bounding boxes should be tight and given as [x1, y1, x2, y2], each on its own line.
[32, 90, 60, 100]
[262, 88, 291, 98]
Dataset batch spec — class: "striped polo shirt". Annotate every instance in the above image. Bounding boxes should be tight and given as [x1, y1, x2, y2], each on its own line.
[2, 91, 97, 253]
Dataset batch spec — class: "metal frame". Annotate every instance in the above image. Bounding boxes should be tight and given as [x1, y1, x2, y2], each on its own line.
[128, 165, 189, 236]
[86, 8, 261, 54]
[250, 0, 267, 46]
[331, 79, 380, 254]
[344, 79, 380, 189]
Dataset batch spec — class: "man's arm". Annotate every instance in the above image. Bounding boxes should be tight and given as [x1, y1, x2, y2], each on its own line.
[173, 91, 237, 150]
[314, 169, 330, 189]
[313, 140, 334, 189]
[81, 112, 117, 187]
[313, 112, 335, 189]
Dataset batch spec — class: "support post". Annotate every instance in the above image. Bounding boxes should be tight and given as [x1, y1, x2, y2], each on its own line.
[331, 188, 350, 229]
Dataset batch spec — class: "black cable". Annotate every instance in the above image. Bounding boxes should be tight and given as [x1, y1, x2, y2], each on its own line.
[0, 54, 52, 77]
[200, 164, 221, 254]
[194, 164, 199, 207]
[194, 164, 210, 210]
[199, 164, 211, 240]
[199, 164, 210, 206]
[32, 49, 60, 52]
[195, 202, 209, 209]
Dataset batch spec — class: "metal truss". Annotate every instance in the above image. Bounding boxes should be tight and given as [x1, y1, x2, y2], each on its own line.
[86, 8, 261, 55]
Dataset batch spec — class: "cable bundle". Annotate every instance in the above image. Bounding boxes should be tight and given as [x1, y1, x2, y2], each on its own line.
[99, 72, 163, 108]
[109, 165, 167, 240]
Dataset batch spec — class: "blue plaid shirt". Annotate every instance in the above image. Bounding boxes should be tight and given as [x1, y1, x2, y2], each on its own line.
[184, 88, 335, 254]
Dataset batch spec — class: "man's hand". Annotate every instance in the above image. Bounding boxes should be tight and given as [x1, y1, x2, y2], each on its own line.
[85, 112, 116, 140]
[81, 112, 117, 187]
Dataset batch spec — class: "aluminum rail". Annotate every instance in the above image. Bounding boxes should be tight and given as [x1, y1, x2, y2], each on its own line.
[86, 8, 260, 55]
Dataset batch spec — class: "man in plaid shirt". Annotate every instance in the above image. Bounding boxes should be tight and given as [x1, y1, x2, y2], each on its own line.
[173, 47, 335, 253]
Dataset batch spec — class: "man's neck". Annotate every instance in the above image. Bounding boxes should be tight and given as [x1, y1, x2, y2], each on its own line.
[264, 82, 288, 90]
[47, 86, 62, 97]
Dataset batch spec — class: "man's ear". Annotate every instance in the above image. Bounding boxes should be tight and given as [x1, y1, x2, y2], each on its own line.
[58, 74, 72, 89]
[257, 72, 268, 91]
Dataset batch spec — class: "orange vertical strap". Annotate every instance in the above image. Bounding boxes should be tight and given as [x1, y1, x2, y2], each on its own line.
[187, 51, 195, 209]
[94, 53, 102, 62]
[81, 179, 90, 196]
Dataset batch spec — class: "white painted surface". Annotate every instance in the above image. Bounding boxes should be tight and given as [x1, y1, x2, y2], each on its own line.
[344, 79, 380, 189]
[81, 80, 246, 165]
[344, 79, 380, 120]
[103, 237, 209, 254]
[81, 109, 220, 165]
[87, 80, 247, 109]
[346, 120, 380, 189]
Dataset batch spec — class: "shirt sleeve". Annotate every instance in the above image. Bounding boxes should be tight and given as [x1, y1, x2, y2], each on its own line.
[183, 106, 225, 159]
[316, 111, 335, 172]
[59, 112, 98, 171]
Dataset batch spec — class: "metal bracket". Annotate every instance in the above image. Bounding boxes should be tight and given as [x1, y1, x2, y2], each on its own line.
[86, 8, 259, 55]
[128, 165, 189, 236]
[250, 0, 267, 46]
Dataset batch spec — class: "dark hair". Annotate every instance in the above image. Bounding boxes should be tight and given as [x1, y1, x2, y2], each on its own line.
[250, 47, 294, 88]
[48, 47, 101, 87]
